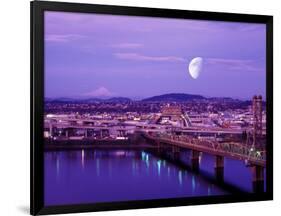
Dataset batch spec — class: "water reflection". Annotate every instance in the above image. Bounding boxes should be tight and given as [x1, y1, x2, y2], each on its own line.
[96, 158, 100, 177]
[44, 149, 228, 206]
[81, 149, 84, 169]
[192, 175, 196, 194]
[178, 170, 183, 186]
[157, 160, 161, 177]
[56, 155, 60, 180]
[167, 166, 170, 178]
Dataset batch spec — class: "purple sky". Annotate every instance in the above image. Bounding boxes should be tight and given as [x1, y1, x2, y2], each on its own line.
[44, 11, 266, 100]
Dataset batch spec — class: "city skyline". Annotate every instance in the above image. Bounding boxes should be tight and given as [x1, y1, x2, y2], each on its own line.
[44, 92, 265, 102]
[45, 11, 266, 100]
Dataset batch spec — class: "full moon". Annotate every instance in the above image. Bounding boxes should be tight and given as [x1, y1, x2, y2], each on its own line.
[189, 57, 203, 79]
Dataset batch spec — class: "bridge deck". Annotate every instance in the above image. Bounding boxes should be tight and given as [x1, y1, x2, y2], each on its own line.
[143, 133, 266, 167]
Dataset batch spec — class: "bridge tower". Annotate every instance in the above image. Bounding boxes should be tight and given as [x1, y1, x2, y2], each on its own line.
[252, 95, 263, 148]
[251, 95, 265, 192]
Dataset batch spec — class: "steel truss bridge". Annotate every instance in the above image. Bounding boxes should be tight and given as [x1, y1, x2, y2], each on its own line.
[142, 132, 266, 192]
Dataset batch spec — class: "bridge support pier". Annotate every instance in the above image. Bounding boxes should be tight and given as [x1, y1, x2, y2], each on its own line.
[191, 150, 200, 172]
[214, 155, 224, 182]
[172, 146, 180, 160]
[156, 141, 162, 154]
[252, 165, 264, 193]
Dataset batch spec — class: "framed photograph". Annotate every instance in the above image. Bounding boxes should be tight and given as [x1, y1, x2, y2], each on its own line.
[30, 1, 273, 215]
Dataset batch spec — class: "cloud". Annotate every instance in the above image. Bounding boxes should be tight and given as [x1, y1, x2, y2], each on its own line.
[83, 87, 113, 97]
[45, 34, 86, 42]
[206, 58, 264, 72]
[114, 52, 185, 62]
[111, 43, 143, 49]
[207, 58, 252, 66]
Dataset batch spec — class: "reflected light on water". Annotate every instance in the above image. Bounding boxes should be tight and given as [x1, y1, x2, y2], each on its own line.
[157, 160, 162, 176]
[192, 175, 196, 194]
[81, 149, 85, 169]
[146, 154, 150, 168]
[178, 170, 183, 186]
[45, 150, 229, 205]
[141, 152, 150, 168]
[96, 158, 100, 176]
[141, 152, 146, 161]
[167, 166, 170, 178]
[208, 186, 211, 196]
[56, 155, 60, 179]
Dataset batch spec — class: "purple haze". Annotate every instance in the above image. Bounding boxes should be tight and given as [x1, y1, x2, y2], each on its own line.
[44, 11, 266, 100]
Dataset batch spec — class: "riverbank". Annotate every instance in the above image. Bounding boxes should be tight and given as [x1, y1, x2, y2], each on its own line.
[44, 138, 156, 151]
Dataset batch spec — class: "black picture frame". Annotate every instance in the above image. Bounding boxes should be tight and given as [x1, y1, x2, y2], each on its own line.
[30, 1, 273, 215]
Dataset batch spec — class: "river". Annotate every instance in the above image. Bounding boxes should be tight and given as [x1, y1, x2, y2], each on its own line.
[44, 147, 264, 206]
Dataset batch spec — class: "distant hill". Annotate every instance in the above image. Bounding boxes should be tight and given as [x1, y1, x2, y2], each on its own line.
[45, 97, 131, 103]
[45, 97, 78, 102]
[104, 97, 132, 103]
[45, 94, 255, 103]
[142, 93, 206, 102]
